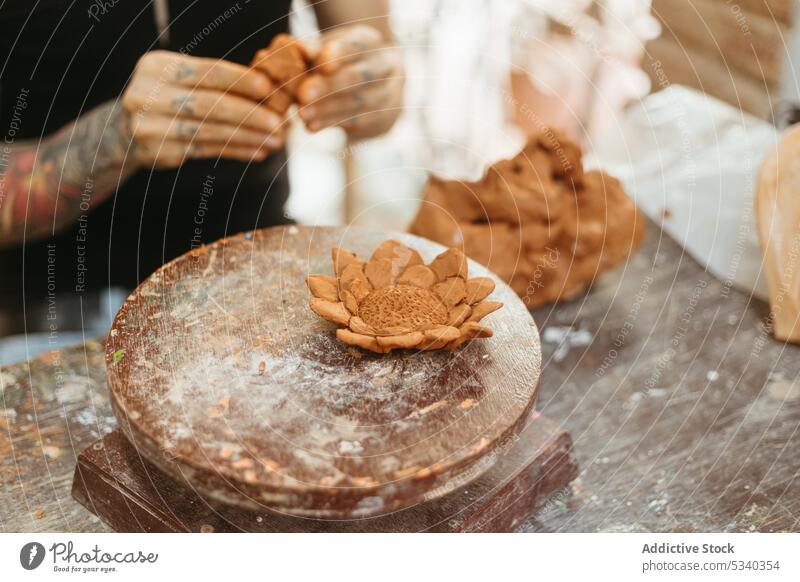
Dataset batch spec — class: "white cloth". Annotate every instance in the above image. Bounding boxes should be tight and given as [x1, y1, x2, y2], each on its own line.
[588, 85, 776, 300]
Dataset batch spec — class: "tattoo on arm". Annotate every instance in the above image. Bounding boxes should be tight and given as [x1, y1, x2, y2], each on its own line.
[0, 100, 137, 247]
[176, 121, 198, 139]
[171, 95, 195, 116]
[174, 63, 195, 82]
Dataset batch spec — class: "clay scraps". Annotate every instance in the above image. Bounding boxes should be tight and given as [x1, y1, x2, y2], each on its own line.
[306, 240, 503, 353]
[409, 129, 645, 308]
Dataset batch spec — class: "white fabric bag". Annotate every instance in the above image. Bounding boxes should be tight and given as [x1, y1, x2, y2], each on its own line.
[589, 85, 777, 300]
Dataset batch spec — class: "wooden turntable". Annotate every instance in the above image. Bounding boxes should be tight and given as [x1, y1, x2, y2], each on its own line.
[72, 226, 577, 530]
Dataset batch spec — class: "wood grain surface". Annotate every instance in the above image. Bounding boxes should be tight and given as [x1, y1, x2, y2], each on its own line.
[2, 220, 800, 532]
[105, 226, 541, 517]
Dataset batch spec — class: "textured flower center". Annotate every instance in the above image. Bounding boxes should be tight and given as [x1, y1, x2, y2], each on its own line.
[359, 285, 448, 333]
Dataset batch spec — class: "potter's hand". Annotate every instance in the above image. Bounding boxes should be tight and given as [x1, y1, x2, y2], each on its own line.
[297, 25, 404, 139]
[122, 51, 287, 168]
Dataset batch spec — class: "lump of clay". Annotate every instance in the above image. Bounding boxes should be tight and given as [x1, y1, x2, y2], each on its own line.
[306, 240, 503, 353]
[250, 34, 313, 114]
[410, 129, 645, 308]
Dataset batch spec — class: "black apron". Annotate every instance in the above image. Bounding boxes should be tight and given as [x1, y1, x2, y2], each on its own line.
[0, 0, 293, 328]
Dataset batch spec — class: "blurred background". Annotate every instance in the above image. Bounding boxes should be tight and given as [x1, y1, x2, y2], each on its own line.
[1, 0, 794, 362]
[285, 0, 792, 228]
[287, 0, 659, 229]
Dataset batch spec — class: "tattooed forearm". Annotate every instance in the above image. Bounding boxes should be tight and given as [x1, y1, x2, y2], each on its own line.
[0, 49, 288, 248]
[0, 100, 138, 247]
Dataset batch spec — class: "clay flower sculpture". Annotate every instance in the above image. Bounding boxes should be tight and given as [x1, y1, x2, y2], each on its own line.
[306, 240, 503, 353]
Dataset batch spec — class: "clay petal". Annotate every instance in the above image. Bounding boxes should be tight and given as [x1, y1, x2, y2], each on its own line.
[445, 322, 493, 351]
[365, 257, 393, 289]
[397, 264, 437, 289]
[306, 274, 338, 302]
[370, 239, 424, 270]
[349, 316, 376, 336]
[465, 277, 495, 304]
[369, 240, 423, 284]
[339, 263, 368, 292]
[432, 277, 467, 308]
[463, 321, 493, 338]
[337, 329, 382, 353]
[423, 325, 461, 342]
[420, 325, 461, 350]
[332, 247, 362, 276]
[429, 248, 468, 281]
[376, 332, 425, 350]
[447, 303, 472, 327]
[341, 290, 359, 316]
[349, 278, 372, 303]
[444, 335, 468, 352]
[467, 300, 503, 322]
[310, 298, 351, 326]
[373, 325, 418, 337]
[421, 338, 451, 350]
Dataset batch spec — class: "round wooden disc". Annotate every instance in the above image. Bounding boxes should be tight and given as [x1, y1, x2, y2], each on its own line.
[106, 226, 541, 518]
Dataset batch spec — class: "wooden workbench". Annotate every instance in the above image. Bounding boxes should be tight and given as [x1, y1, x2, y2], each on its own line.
[2, 222, 799, 532]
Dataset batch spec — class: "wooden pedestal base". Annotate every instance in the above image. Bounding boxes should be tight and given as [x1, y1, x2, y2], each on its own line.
[72, 412, 577, 532]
